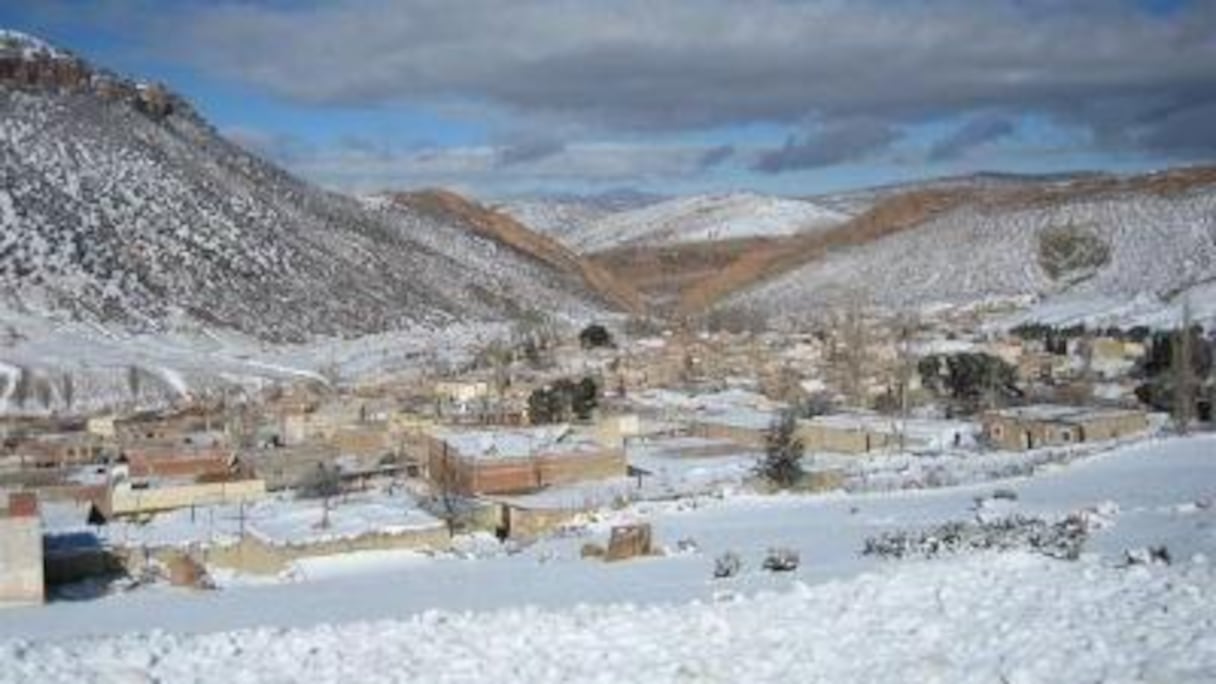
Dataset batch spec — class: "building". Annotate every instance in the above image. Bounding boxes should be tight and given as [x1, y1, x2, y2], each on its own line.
[797, 414, 978, 455]
[105, 464, 266, 517]
[981, 405, 1150, 451]
[0, 492, 44, 607]
[428, 425, 626, 496]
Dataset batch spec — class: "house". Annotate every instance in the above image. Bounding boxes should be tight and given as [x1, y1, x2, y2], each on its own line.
[981, 405, 1150, 451]
[0, 492, 44, 607]
[85, 415, 117, 439]
[797, 414, 978, 455]
[427, 425, 626, 496]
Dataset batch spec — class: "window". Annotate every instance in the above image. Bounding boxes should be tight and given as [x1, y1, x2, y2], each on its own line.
[1060, 429, 1072, 442]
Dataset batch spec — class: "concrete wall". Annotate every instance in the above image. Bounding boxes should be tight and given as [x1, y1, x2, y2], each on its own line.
[200, 525, 450, 575]
[108, 479, 266, 516]
[0, 496, 44, 607]
[689, 421, 767, 448]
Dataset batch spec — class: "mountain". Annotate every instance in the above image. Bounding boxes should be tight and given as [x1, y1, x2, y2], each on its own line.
[375, 189, 643, 313]
[495, 189, 666, 240]
[564, 192, 850, 253]
[0, 31, 622, 346]
[0, 30, 631, 413]
[717, 167, 1216, 327]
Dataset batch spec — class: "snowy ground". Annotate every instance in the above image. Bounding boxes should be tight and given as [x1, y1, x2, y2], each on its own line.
[3, 553, 1214, 682]
[2, 434, 1215, 680]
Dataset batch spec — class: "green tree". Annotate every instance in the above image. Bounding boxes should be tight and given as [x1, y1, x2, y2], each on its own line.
[757, 410, 804, 489]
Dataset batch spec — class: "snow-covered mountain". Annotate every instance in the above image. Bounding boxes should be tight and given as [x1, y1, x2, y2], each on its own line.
[495, 189, 665, 240]
[565, 192, 851, 253]
[0, 30, 630, 412]
[0, 31, 619, 345]
[725, 168, 1216, 327]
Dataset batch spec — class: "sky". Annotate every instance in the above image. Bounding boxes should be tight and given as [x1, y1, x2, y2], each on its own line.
[1, 0, 1214, 199]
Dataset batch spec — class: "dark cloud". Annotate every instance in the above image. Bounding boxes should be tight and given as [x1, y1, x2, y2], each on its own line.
[929, 115, 1017, 161]
[697, 144, 735, 169]
[151, 0, 1216, 162]
[753, 119, 899, 173]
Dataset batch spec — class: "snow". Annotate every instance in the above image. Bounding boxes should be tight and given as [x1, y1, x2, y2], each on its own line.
[2, 552, 1214, 683]
[734, 184, 1216, 329]
[567, 192, 849, 252]
[0, 29, 65, 60]
[431, 424, 604, 461]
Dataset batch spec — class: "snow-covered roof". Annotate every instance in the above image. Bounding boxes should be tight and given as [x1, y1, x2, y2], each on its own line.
[433, 425, 604, 461]
[987, 404, 1143, 424]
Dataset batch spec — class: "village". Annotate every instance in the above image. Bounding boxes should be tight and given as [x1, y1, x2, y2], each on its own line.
[1, 307, 1207, 608]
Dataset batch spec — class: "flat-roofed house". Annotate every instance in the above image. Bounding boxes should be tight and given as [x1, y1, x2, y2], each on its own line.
[427, 425, 626, 496]
[797, 414, 978, 455]
[981, 405, 1149, 451]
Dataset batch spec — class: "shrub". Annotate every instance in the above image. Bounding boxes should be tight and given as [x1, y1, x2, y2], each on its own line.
[1037, 224, 1111, 281]
[713, 551, 742, 579]
[757, 410, 804, 489]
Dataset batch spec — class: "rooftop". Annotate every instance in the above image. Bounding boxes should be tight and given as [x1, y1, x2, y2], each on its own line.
[432, 425, 605, 461]
[987, 404, 1144, 423]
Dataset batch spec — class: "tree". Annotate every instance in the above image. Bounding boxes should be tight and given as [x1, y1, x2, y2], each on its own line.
[296, 462, 341, 500]
[757, 410, 804, 489]
[579, 323, 614, 349]
[1174, 300, 1195, 434]
[572, 377, 599, 421]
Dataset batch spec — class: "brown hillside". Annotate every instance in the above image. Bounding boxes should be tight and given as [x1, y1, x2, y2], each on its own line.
[669, 164, 1216, 315]
[387, 189, 644, 314]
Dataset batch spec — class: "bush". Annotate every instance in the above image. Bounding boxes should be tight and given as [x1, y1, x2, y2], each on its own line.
[1037, 224, 1111, 281]
[578, 324, 614, 349]
[762, 547, 800, 572]
[757, 410, 804, 489]
[713, 551, 742, 579]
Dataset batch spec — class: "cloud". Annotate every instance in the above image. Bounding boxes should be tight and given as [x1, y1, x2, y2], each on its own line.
[261, 140, 728, 196]
[697, 144, 735, 169]
[144, 0, 1216, 162]
[221, 126, 314, 164]
[753, 119, 899, 173]
[494, 139, 566, 167]
[929, 115, 1017, 161]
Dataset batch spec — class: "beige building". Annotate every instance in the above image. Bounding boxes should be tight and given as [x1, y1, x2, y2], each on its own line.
[428, 425, 626, 496]
[982, 405, 1149, 451]
[0, 492, 44, 607]
[797, 415, 978, 455]
[105, 465, 267, 516]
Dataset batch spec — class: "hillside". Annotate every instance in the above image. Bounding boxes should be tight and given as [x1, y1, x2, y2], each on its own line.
[721, 167, 1216, 326]
[0, 31, 620, 344]
[0, 30, 625, 412]
[495, 189, 664, 240]
[566, 192, 849, 253]
[377, 189, 643, 313]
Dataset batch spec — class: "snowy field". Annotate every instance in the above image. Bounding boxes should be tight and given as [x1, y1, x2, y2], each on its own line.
[3, 553, 1213, 683]
[2, 434, 1215, 681]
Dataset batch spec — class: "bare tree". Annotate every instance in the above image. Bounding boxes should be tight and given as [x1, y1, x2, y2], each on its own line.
[127, 365, 142, 405]
[1173, 298, 1195, 434]
[893, 313, 918, 452]
[839, 295, 869, 408]
[60, 372, 75, 412]
[430, 443, 465, 537]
